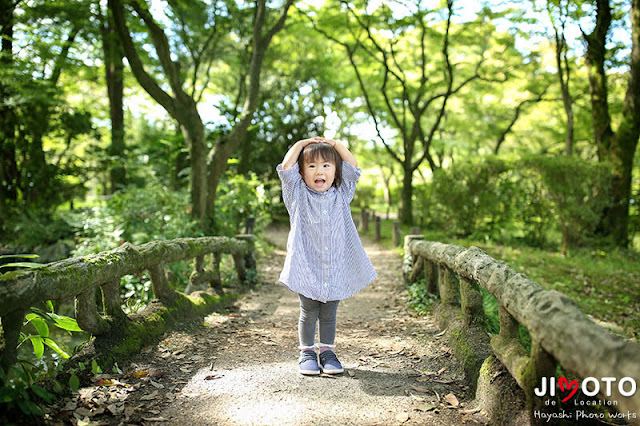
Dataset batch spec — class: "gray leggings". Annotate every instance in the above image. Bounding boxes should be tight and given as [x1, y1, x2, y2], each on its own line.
[298, 294, 340, 349]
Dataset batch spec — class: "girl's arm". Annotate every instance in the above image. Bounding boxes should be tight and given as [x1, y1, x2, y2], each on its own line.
[321, 139, 357, 168]
[281, 137, 323, 170]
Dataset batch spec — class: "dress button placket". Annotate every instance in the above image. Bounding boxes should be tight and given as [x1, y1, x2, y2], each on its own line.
[322, 197, 329, 300]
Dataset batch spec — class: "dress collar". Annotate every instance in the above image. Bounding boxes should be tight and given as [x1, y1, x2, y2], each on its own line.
[306, 185, 336, 195]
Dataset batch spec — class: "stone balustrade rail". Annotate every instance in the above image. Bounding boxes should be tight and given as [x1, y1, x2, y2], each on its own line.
[404, 235, 640, 424]
[0, 235, 256, 370]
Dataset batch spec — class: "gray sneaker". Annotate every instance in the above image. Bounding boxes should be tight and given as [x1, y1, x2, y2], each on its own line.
[298, 350, 320, 375]
[319, 350, 344, 374]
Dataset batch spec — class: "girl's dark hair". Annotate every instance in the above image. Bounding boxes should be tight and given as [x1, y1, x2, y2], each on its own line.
[297, 142, 343, 188]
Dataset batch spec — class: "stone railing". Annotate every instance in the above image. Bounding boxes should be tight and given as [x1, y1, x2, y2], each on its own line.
[0, 235, 256, 370]
[404, 235, 640, 424]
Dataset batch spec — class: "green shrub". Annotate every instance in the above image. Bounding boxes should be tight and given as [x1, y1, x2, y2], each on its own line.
[213, 172, 271, 237]
[521, 155, 613, 253]
[72, 183, 202, 256]
[426, 157, 511, 237]
[419, 154, 613, 251]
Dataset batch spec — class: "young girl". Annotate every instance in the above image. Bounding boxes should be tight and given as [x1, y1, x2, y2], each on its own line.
[277, 137, 377, 375]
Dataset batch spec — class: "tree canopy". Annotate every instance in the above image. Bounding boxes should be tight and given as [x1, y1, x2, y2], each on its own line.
[0, 0, 638, 248]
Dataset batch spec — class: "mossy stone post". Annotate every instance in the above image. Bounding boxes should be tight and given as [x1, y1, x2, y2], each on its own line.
[148, 263, 177, 304]
[524, 340, 559, 425]
[0, 309, 26, 370]
[76, 285, 110, 335]
[425, 261, 438, 294]
[245, 217, 255, 234]
[440, 268, 458, 307]
[235, 235, 256, 284]
[392, 222, 401, 247]
[403, 234, 424, 281]
[408, 256, 424, 285]
[100, 280, 126, 319]
[210, 252, 223, 292]
[361, 207, 369, 233]
[460, 277, 484, 326]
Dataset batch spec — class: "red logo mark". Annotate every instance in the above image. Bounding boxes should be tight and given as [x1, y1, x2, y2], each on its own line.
[559, 377, 579, 402]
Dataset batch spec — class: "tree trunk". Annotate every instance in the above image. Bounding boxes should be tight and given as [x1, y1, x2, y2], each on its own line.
[399, 166, 414, 225]
[0, 0, 18, 220]
[206, 0, 293, 223]
[109, 0, 208, 226]
[102, 10, 127, 193]
[555, 30, 575, 156]
[584, 0, 640, 247]
[181, 115, 208, 225]
[585, 0, 614, 161]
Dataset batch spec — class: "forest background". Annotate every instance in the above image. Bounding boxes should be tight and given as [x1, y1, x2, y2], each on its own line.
[1, 0, 639, 387]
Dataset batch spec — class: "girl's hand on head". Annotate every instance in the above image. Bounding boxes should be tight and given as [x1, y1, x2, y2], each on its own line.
[299, 137, 323, 147]
[319, 138, 337, 147]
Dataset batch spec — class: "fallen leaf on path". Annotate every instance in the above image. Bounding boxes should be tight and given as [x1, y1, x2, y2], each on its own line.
[107, 404, 124, 415]
[460, 407, 482, 415]
[141, 391, 159, 401]
[204, 374, 224, 380]
[437, 367, 448, 375]
[95, 379, 116, 387]
[149, 380, 164, 389]
[415, 403, 437, 412]
[411, 386, 429, 393]
[142, 417, 168, 422]
[396, 412, 410, 423]
[435, 329, 447, 337]
[228, 313, 242, 318]
[433, 379, 453, 384]
[74, 407, 92, 417]
[444, 393, 459, 407]
[131, 370, 149, 379]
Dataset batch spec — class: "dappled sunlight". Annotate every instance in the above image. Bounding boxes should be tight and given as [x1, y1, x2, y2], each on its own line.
[173, 361, 437, 425]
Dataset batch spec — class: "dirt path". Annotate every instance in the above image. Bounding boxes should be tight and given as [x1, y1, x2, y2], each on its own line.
[50, 228, 489, 425]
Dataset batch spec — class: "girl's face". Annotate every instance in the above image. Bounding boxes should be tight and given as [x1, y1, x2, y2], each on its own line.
[302, 156, 336, 192]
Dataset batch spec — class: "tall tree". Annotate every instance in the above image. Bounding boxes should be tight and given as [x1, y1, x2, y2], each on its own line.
[0, 0, 93, 215]
[546, 0, 577, 155]
[109, 0, 293, 229]
[205, 0, 294, 221]
[312, 0, 504, 224]
[101, 5, 126, 193]
[0, 0, 19, 225]
[584, 0, 640, 246]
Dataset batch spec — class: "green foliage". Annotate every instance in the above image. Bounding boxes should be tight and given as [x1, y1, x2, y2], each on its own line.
[425, 157, 511, 237]
[0, 364, 54, 419]
[522, 155, 613, 252]
[19, 304, 82, 361]
[0, 254, 43, 270]
[1, 301, 82, 420]
[1, 210, 76, 250]
[213, 171, 271, 237]
[406, 278, 438, 315]
[422, 155, 614, 251]
[72, 183, 203, 256]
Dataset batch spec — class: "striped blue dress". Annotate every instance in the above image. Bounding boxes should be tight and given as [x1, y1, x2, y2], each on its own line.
[277, 161, 378, 302]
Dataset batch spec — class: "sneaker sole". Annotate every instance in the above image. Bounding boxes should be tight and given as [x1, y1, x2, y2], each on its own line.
[300, 369, 321, 376]
[320, 367, 344, 374]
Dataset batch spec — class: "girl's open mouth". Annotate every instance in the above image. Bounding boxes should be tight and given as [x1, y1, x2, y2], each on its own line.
[315, 179, 325, 185]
